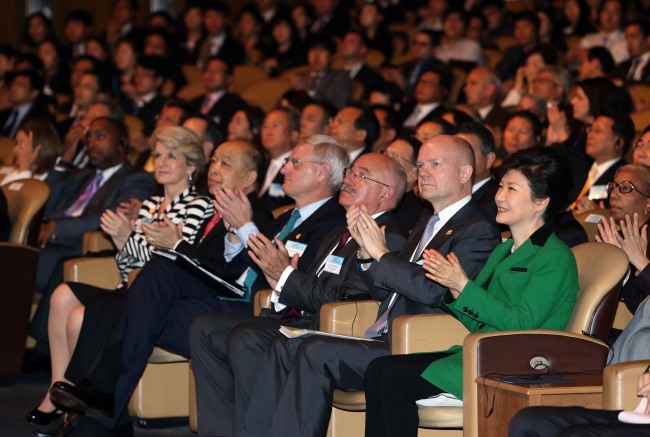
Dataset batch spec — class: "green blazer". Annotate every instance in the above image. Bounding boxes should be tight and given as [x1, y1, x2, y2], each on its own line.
[420, 225, 579, 398]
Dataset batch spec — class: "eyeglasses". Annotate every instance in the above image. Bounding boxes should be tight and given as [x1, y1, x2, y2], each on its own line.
[282, 157, 323, 168]
[585, 125, 615, 136]
[344, 167, 390, 187]
[633, 140, 650, 151]
[381, 149, 415, 165]
[606, 180, 650, 197]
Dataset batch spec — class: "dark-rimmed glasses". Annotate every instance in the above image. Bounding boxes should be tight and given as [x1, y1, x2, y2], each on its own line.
[606, 180, 650, 197]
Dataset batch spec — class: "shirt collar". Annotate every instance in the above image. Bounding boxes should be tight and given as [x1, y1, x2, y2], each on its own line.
[472, 177, 491, 193]
[295, 196, 332, 223]
[436, 194, 472, 227]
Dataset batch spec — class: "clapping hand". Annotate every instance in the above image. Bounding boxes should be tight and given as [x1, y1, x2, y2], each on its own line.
[422, 249, 469, 298]
[597, 213, 649, 272]
[247, 234, 299, 289]
[142, 216, 182, 249]
[100, 209, 133, 250]
[214, 186, 253, 230]
[346, 204, 388, 261]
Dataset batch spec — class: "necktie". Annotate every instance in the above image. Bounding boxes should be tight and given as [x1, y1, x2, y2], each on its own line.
[2, 110, 18, 136]
[571, 164, 599, 209]
[64, 172, 104, 217]
[200, 212, 220, 242]
[403, 106, 422, 128]
[201, 95, 215, 115]
[628, 57, 641, 81]
[243, 209, 301, 292]
[412, 214, 440, 261]
[364, 214, 440, 339]
[333, 229, 351, 255]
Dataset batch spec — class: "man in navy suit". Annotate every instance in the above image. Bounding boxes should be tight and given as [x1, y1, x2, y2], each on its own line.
[330, 102, 379, 163]
[0, 69, 52, 137]
[190, 56, 245, 136]
[612, 19, 650, 84]
[118, 55, 166, 136]
[30, 117, 156, 348]
[340, 30, 384, 99]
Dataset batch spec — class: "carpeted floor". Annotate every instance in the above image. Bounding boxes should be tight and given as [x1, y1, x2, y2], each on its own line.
[0, 372, 195, 436]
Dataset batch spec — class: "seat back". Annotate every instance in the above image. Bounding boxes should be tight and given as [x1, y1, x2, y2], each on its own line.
[1, 179, 50, 245]
[82, 230, 116, 254]
[319, 300, 381, 338]
[567, 242, 629, 340]
[0, 243, 38, 376]
[574, 209, 610, 242]
[272, 203, 295, 219]
[0, 136, 15, 165]
[240, 78, 291, 112]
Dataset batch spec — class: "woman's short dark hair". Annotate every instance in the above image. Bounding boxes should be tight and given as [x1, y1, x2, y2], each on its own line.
[505, 110, 543, 141]
[579, 78, 632, 118]
[241, 105, 266, 144]
[498, 147, 572, 223]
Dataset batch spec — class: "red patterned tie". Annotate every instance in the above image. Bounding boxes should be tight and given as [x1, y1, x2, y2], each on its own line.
[200, 212, 220, 242]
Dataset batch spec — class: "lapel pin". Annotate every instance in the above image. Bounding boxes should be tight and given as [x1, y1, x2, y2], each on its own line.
[445, 230, 453, 236]
[295, 234, 301, 240]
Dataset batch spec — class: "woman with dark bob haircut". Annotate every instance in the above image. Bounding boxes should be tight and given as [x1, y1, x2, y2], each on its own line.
[363, 147, 580, 436]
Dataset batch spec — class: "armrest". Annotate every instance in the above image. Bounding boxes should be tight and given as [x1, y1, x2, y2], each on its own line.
[127, 268, 141, 287]
[82, 231, 116, 254]
[319, 300, 380, 337]
[63, 257, 121, 289]
[603, 360, 650, 410]
[254, 289, 273, 317]
[391, 313, 468, 354]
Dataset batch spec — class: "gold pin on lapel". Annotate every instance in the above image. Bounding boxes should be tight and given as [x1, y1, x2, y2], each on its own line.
[445, 230, 453, 236]
[295, 234, 302, 239]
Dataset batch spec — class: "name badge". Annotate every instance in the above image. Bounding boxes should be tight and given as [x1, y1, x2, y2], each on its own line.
[588, 185, 608, 200]
[269, 183, 285, 198]
[585, 213, 604, 224]
[285, 240, 307, 258]
[322, 255, 344, 275]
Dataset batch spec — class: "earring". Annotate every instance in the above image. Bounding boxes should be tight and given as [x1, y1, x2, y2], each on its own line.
[189, 173, 193, 183]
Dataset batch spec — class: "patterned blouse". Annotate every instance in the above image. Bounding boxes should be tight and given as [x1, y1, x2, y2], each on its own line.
[116, 187, 214, 281]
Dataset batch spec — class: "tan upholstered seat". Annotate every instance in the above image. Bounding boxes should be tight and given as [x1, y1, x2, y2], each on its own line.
[603, 360, 650, 410]
[240, 78, 292, 112]
[1, 178, 50, 245]
[0, 136, 15, 166]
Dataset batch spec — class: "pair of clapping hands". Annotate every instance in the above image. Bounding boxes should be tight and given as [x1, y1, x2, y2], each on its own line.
[100, 198, 181, 251]
[346, 205, 469, 298]
[596, 213, 649, 273]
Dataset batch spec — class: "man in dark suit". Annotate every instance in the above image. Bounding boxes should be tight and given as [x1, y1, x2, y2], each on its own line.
[457, 122, 498, 219]
[0, 69, 52, 137]
[190, 56, 246, 136]
[257, 107, 300, 211]
[236, 135, 501, 437]
[612, 19, 650, 85]
[400, 29, 450, 101]
[292, 36, 352, 109]
[49, 135, 351, 435]
[308, 0, 350, 38]
[383, 136, 430, 232]
[340, 30, 384, 99]
[573, 113, 635, 212]
[330, 102, 379, 163]
[401, 66, 450, 129]
[119, 55, 166, 136]
[188, 152, 409, 436]
[30, 117, 156, 348]
[464, 66, 509, 139]
[196, 1, 244, 69]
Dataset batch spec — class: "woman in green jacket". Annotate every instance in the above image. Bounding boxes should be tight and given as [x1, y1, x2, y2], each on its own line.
[364, 147, 580, 437]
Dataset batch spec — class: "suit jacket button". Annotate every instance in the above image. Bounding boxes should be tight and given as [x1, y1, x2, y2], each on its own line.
[463, 306, 468, 313]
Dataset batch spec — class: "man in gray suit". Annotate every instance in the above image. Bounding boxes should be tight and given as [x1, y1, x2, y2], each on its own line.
[189, 152, 409, 436]
[236, 135, 501, 437]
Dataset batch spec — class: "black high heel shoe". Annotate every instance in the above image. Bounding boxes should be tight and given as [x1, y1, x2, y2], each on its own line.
[25, 407, 63, 426]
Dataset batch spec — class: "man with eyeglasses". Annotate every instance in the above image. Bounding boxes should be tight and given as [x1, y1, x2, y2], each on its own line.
[573, 112, 635, 213]
[400, 29, 450, 101]
[233, 135, 500, 437]
[530, 66, 570, 106]
[330, 102, 380, 163]
[401, 65, 450, 129]
[189, 151, 409, 436]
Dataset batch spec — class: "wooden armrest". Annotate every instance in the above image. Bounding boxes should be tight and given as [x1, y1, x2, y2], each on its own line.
[391, 313, 468, 354]
[604, 360, 650, 410]
[63, 257, 120, 289]
[319, 300, 380, 337]
[254, 289, 273, 316]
